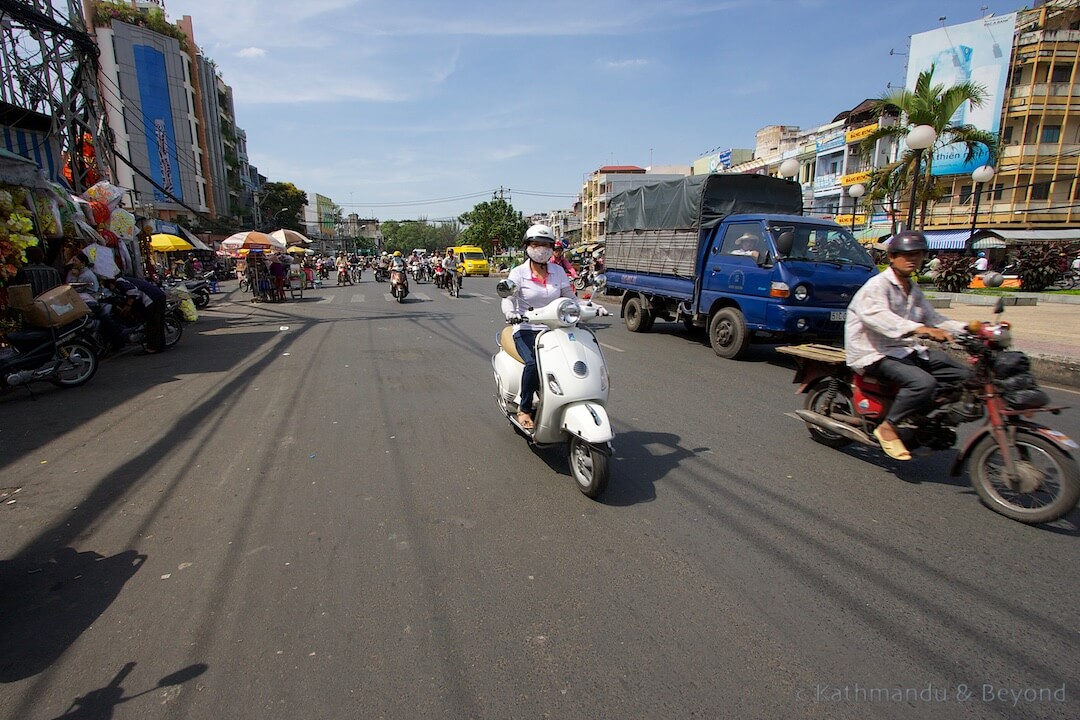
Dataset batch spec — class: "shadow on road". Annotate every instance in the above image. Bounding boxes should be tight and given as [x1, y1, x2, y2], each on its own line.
[603, 430, 710, 507]
[50, 661, 206, 720]
[0, 548, 145, 683]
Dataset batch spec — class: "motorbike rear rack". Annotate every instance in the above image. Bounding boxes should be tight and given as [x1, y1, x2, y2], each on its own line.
[776, 343, 846, 365]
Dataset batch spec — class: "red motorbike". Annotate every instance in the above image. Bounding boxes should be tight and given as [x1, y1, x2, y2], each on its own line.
[779, 301, 1080, 525]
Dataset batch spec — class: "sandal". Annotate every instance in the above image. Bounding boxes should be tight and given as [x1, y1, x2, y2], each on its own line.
[516, 412, 535, 430]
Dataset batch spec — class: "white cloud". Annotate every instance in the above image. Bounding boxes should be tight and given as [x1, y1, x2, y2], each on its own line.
[603, 58, 649, 70]
[237, 47, 266, 58]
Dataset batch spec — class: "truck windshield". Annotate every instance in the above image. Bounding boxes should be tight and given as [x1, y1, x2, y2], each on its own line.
[769, 224, 874, 268]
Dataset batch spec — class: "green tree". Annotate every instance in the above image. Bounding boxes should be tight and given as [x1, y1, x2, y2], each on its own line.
[380, 219, 462, 254]
[258, 182, 308, 231]
[860, 66, 998, 230]
[457, 198, 528, 256]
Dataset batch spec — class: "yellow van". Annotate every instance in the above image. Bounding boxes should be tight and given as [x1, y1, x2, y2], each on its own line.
[452, 245, 490, 276]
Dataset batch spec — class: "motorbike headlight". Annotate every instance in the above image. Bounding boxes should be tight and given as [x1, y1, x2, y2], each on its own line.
[557, 300, 581, 325]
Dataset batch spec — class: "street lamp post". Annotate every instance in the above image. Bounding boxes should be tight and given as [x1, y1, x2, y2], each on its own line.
[847, 183, 866, 233]
[904, 124, 937, 231]
[968, 165, 995, 250]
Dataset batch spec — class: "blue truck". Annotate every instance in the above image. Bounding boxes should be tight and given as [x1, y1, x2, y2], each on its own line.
[604, 173, 876, 359]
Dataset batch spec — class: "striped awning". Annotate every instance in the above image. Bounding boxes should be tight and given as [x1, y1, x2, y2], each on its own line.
[922, 229, 972, 250]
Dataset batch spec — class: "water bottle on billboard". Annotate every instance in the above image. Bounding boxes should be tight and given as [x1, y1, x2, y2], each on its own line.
[931, 45, 973, 125]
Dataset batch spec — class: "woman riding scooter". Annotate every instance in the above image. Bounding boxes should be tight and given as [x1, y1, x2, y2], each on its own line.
[500, 224, 576, 430]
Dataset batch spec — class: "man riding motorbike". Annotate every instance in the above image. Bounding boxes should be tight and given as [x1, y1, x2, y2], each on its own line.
[844, 230, 970, 461]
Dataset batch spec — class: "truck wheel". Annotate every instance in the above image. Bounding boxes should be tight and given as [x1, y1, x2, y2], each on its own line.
[624, 297, 653, 333]
[709, 308, 749, 359]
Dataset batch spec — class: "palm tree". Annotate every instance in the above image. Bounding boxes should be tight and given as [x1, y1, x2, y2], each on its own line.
[860, 66, 999, 230]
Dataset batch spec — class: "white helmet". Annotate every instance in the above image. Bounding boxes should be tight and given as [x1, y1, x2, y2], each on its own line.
[523, 224, 555, 246]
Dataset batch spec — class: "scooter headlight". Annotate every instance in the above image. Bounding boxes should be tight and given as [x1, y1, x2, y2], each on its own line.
[557, 300, 581, 325]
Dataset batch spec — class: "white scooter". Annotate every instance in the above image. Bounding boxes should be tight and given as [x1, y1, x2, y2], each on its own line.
[492, 279, 614, 497]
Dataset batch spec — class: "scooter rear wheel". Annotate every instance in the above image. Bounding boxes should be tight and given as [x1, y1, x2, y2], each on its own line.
[51, 340, 98, 387]
[568, 436, 609, 498]
[804, 381, 855, 448]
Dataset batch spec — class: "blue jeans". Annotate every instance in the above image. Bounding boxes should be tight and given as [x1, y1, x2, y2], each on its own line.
[513, 329, 541, 415]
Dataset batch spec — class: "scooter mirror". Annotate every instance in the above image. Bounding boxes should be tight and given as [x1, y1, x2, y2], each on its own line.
[496, 279, 518, 298]
[592, 273, 607, 292]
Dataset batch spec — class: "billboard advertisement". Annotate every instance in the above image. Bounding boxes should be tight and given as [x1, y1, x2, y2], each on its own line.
[906, 13, 1017, 176]
[133, 45, 184, 203]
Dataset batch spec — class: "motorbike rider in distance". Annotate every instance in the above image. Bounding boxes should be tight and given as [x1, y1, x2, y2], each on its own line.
[844, 230, 970, 461]
[500, 224, 577, 430]
[441, 248, 461, 289]
[552, 240, 578, 279]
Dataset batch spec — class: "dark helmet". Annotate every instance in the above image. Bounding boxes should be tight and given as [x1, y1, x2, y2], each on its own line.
[888, 231, 928, 254]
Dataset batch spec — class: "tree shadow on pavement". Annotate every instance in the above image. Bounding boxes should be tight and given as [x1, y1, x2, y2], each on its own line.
[0, 548, 145, 683]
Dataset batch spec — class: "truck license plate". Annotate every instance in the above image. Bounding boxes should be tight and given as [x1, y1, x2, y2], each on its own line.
[830, 311, 847, 322]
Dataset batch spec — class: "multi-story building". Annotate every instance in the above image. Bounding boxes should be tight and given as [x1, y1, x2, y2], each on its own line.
[580, 165, 689, 244]
[93, 6, 210, 224]
[923, 1, 1080, 244]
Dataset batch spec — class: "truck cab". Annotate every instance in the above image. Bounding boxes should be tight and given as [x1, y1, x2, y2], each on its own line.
[696, 216, 874, 354]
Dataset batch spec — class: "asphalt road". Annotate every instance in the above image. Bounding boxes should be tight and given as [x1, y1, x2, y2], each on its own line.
[1, 277, 1078, 719]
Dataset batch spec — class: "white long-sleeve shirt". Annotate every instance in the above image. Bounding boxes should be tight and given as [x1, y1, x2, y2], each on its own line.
[845, 267, 966, 371]
[500, 261, 576, 332]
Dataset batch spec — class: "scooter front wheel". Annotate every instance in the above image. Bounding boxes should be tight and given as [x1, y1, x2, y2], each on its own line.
[969, 430, 1080, 524]
[568, 436, 609, 498]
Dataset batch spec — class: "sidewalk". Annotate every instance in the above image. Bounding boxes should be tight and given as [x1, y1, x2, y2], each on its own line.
[926, 292, 1080, 389]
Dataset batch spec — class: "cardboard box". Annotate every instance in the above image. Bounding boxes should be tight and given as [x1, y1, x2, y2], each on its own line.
[6, 284, 33, 309]
[18, 284, 91, 328]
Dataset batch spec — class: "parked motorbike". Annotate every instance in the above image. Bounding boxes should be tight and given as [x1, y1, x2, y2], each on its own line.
[87, 292, 184, 353]
[779, 299, 1080, 525]
[492, 280, 614, 497]
[165, 271, 212, 309]
[0, 315, 99, 394]
[389, 266, 409, 303]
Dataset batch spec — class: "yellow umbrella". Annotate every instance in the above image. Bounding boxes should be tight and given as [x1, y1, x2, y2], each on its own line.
[150, 233, 195, 252]
[286, 245, 308, 254]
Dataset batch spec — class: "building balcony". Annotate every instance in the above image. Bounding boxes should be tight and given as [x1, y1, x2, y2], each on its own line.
[1000, 142, 1080, 158]
[1017, 28, 1080, 47]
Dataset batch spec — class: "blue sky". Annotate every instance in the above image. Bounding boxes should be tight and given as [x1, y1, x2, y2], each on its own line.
[162, 0, 1019, 222]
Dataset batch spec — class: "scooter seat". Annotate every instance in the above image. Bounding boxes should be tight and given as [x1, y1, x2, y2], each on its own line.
[499, 325, 524, 364]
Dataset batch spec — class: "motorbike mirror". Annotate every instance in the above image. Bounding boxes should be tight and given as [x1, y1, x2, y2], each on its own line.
[496, 279, 518, 298]
[592, 273, 607, 292]
[993, 296, 1005, 317]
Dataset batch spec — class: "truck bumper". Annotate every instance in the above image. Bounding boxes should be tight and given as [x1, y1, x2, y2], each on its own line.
[765, 304, 848, 335]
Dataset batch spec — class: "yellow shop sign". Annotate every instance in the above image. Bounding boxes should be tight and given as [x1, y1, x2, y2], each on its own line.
[835, 214, 867, 227]
[845, 124, 877, 143]
[841, 171, 871, 186]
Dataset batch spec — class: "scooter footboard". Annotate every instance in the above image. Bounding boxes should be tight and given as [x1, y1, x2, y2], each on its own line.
[560, 402, 614, 444]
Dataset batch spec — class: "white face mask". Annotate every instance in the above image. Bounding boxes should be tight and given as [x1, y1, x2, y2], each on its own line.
[527, 245, 554, 264]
